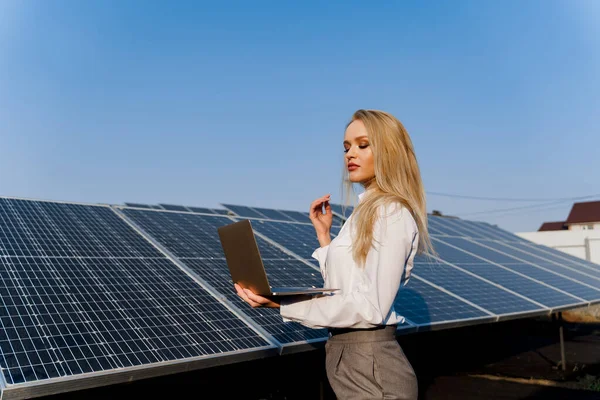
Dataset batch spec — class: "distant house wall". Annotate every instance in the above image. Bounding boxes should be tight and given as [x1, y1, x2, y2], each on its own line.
[568, 222, 600, 231]
[516, 230, 600, 264]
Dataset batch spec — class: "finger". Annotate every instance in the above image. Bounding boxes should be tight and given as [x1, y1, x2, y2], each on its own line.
[234, 284, 245, 297]
[237, 287, 261, 307]
[324, 200, 332, 213]
[309, 200, 323, 218]
[244, 289, 270, 305]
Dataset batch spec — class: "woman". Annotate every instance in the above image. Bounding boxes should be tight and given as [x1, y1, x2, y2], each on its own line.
[235, 109, 432, 400]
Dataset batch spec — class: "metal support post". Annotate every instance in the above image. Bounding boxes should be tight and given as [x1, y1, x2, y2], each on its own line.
[559, 312, 566, 372]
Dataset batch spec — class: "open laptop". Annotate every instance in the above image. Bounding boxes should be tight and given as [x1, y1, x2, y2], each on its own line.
[217, 219, 338, 296]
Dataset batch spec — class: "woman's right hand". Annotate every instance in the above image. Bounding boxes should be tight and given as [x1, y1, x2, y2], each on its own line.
[309, 194, 333, 247]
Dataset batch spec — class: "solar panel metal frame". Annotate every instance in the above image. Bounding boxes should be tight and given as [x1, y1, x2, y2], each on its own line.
[0, 196, 278, 400]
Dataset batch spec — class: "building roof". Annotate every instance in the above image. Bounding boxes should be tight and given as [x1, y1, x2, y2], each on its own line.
[538, 221, 566, 232]
[565, 201, 600, 225]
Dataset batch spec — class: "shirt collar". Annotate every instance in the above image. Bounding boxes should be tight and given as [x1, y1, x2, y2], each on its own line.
[358, 192, 366, 203]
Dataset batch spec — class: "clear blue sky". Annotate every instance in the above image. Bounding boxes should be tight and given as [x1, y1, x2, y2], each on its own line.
[1, 0, 598, 233]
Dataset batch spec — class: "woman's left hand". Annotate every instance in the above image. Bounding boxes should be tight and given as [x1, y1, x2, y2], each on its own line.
[235, 283, 281, 308]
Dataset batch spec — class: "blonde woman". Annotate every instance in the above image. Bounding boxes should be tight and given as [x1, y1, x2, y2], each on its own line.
[235, 109, 432, 400]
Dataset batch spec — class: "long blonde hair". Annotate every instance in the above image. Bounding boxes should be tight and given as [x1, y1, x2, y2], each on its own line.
[342, 109, 434, 266]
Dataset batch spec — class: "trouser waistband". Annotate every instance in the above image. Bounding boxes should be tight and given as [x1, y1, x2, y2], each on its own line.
[327, 325, 397, 343]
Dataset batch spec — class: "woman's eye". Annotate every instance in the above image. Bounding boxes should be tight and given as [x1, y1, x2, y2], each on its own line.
[343, 148, 349, 153]
[359, 144, 369, 149]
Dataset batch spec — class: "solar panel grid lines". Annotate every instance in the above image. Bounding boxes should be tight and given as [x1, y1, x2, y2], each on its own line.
[0, 198, 276, 397]
[436, 236, 598, 304]
[427, 217, 469, 238]
[422, 254, 551, 311]
[248, 207, 297, 222]
[413, 260, 546, 316]
[186, 206, 220, 215]
[436, 218, 489, 239]
[276, 210, 312, 224]
[467, 239, 600, 288]
[158, 204, 191, 213]
[123, 203, 154, 210]
[329, 203, 354, 220]
[210, 209, 231, 216]
[431, 236, 595, 306]
[466, 220, 524, 243]
[111, 208, 283, 350]
[247, 224, 320, 274]
[439, 243, 587, 306]
[468, 239, 600, 285]
[503, 240, 600, 274]
[407, 274, 495, 318]
[394, 275, 493, 328]
[118, 208, 330, 346]
[244, 219, 331, 266]
[220, 204, 269, 220]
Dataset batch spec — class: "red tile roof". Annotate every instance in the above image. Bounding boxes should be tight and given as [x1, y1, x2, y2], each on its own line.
[538, 221, 566, 232]
[565, 201, 600, 225]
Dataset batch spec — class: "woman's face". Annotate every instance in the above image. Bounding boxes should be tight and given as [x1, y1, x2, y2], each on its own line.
[344, 119, 375, 185]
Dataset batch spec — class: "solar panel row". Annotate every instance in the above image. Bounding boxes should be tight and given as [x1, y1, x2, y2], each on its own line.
[0, 198, 274, 398]
[1, 196, 599, 399]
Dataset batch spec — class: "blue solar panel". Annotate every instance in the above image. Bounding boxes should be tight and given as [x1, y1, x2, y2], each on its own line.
[211, 209, 231, 216]
[329, 203, 354, 220]
[434, 217, 489, 239]
[441, 262, 580, 308]
[413, 262, 543, 315]
[221, 204, 266, 219]
[247, 220, 322, 264]
[277, 210, 312, 224]
[428, 217, 464, 237]
[465, 220, 525, 242]
[0, 198, 272, 394]
[120, 208, 329, 345]
[394, 278, 490, 325]
[505, 241, 600, 272]
[434, 237, 522, 265]
[472, 240, 600, 282]
[123, 202, 154, 209]
[187, 206, 217, 214]
[158, 204, 190, 212]
[249, 207, 296, 222]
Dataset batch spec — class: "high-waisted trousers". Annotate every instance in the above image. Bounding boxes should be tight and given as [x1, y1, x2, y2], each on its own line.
[325, 325, 418, 400]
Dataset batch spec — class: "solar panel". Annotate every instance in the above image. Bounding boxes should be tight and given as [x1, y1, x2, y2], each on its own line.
[519, 241, 600, 270]
[0, 198, 273, 397]
[123, 202, 154, 209]
[220, 204, 267, 219]
[503, 240, 600, 272]
[413, 262, 543, 315]
[468, 240, 600, 283]
[277, 210, 312, 224]
[248, 207, 296, 222]
[329, 203, 354, 220]
[158, 204, 190, 212]
[211, 209, 231, 216]
[248, 220, 324, 265]
[186, 206, 216, 214]
[394, 277, 492, 326]
[120, 208, 329, 346]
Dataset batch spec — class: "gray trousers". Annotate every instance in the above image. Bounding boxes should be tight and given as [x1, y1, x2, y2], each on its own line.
[325, 326, 418, 400]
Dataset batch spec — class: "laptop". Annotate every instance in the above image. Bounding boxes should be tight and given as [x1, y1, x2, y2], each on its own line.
[217, 219, 338, 296]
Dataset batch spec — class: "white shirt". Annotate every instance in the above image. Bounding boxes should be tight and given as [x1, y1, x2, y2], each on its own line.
[280, 192, 419, 329]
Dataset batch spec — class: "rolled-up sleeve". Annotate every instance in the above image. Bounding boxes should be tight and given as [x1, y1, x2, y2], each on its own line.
[280, 205, 418, 329]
